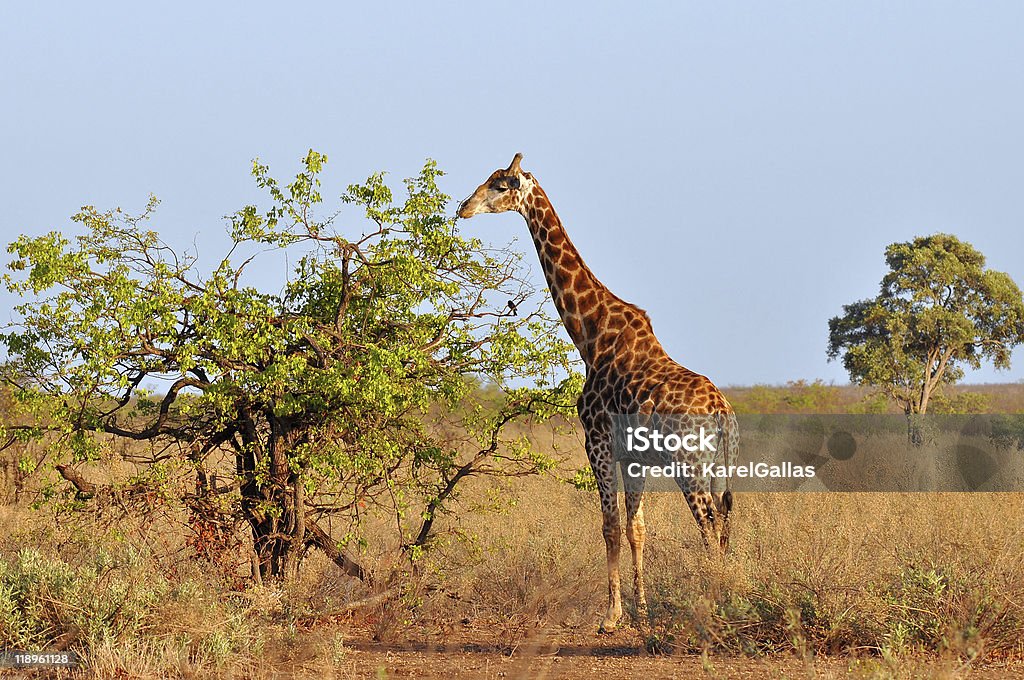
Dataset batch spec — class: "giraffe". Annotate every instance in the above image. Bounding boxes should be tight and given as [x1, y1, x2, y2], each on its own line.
[457, 153, 738, 633]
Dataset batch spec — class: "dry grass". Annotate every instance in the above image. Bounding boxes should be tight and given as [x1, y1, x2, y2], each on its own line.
[415, 478, 1024, 661]
[640, 492, 1024, 659]
[4, 413, 1024, 677]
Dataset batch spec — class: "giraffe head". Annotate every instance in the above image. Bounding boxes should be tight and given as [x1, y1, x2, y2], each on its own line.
[457, 153, 534, 219]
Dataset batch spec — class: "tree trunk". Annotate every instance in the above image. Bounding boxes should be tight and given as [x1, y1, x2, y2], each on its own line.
[908, 381, 936, 446]
[236, 416, 362, 581]
[247, 485, 297, 580]
[241, 477, 302, 580]
[237, 414, 302, 581]
[906, 412, 925, 446]
[918, 382, 932, 416]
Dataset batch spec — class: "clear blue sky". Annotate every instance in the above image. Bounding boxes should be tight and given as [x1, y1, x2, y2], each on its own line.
[2, 2, 1023, 386]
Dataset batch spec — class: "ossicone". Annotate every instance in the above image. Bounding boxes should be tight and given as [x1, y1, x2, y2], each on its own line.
[506, 153, 523, 174]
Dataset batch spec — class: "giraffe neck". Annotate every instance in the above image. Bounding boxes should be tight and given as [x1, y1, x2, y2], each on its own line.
[520, 183, 615, 367]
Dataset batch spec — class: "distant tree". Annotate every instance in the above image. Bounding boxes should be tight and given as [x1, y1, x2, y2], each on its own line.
[0, 151, 581, 580]
[827, 234, 1024, 418]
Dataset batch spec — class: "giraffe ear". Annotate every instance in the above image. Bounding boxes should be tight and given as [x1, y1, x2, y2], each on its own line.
[508, 176, 520, 189]
[506, 153, 523, 174]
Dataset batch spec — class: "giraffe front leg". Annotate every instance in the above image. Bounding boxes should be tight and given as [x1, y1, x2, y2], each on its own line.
[599, 504, 623, 633]
[624, 491, 648, 622]
[581, 398, 622, 633]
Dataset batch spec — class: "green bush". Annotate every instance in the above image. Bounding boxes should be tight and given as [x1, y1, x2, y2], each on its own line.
[0, 547, 167, 648]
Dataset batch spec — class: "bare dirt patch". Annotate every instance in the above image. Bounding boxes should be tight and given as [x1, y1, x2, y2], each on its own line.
[282, 621, 1024, 679]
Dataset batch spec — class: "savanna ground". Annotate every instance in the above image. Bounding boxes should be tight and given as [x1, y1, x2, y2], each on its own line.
[3, 383, 1024, 679]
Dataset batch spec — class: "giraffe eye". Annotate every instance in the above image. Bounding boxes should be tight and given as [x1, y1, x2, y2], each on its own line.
[491, 177, 520, 193]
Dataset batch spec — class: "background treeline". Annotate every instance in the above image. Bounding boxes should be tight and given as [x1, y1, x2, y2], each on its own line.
[728, 380, 1023, 415]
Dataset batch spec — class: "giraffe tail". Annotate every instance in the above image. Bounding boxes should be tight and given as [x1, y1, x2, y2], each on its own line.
[714, 412, 737, 550]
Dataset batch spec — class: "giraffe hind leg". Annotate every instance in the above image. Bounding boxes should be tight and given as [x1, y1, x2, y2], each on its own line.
[713, 489, 734, 552]
[689, 491, 726, 555]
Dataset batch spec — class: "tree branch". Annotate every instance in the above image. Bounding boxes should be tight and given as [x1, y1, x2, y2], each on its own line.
[103, 376, 203, 440]
[304, 517, 367, 582]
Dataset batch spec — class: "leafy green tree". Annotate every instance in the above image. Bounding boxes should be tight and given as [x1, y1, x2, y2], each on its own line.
[827, 234, 1024, 416]
[1, 151, 581, 580]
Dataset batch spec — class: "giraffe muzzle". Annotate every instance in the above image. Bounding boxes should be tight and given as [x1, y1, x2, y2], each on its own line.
[457, 194, 489, 219]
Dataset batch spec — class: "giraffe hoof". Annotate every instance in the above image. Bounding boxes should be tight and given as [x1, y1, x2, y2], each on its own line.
[598, 618, 619, 634]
